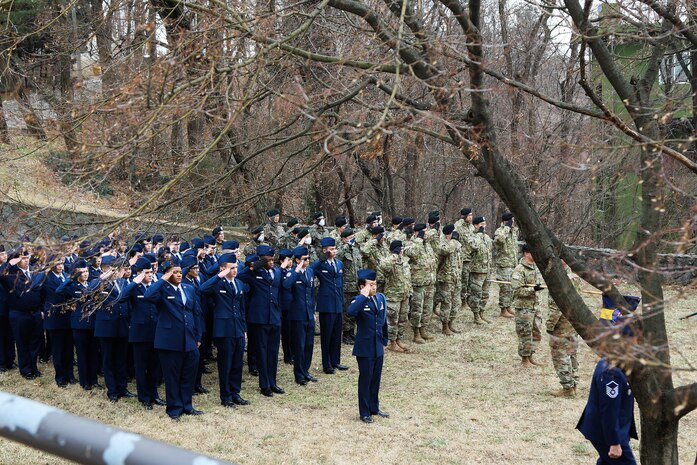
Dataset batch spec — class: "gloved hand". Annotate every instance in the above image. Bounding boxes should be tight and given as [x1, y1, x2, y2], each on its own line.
[251, 260, 266, 271]
[505, 219, 513, 228]
[319, 251, 330, 262]
[477, 226, 485, 233]
[533, 284, 544, 292]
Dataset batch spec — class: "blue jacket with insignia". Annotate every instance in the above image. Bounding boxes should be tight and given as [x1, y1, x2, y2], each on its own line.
[348, 293, 388, 358]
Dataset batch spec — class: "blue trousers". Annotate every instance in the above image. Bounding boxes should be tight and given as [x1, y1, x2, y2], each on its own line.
[132, 341, 161, 403]
[290, 319, 314, 381]
[281, 312, 293, 363]
[214, 336, 245, 403]
[73, 329, 99, 388]
[319, 312, 342, 371]
[591, 443, 636, 465]
[248, 323, 280, 390]
[158, 348, 199, 418]
[48, 328, 74, 384]
[100, 337, 128, 398]
[0, 314, 16, 369]
[9, 310, 42, 377]
[356, 356, 383, 418]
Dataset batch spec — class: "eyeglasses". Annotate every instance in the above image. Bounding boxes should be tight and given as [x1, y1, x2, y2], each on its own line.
[301, 257, 310, 261]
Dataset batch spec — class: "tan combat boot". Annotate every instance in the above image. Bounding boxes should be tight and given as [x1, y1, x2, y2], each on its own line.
[552, 387, 576, 398]
[420, 327, 435, 341]
[528, 356, 545, 366]
[442, 322, 454, 336]
[432, 304, 441, 318]
[520, 356, 533, 367]
[473, 312, 484, 325]
[448, 321, 462, 334]
[499, 308, 513, 318]
[387, 341, 404, 353]
[413, 328, 426, 344]
[506, 307, 515, 317]
[479, 311, 492, 324]
[396, 339, 410, 352]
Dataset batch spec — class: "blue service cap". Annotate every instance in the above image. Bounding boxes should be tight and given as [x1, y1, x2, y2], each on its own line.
[357, 269, 377, 281]
[180, 255, 198, 270]
[74, 259, 88, 269]
[131, 243, 144, 253]
[245, 254, 259, 264]
[191, 238, 204, 249]
[135, 257, 153, 271]
[219, 253, 237, 265]
[256, 245, 274, 257]
[180, 241, 190, 252]
[182, 248, 197, 257]
[203, 235, 216, 246]
[279, 248, 293, 259]
[222, 240, 239, 250]
[144, 253, 157, 263]
[160, 260, 176, 272]
[152, 234, 164, 244]
[101, 255, 116, 266]
[320, 237, 335, 247]
[292, 246, 308, 258]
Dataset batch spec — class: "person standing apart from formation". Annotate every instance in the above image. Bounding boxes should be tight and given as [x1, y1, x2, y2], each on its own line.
[348, 269, 389, 424]
[511, 244, 544, 367]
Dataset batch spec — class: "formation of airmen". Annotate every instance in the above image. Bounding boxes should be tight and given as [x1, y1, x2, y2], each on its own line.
[0, 207, 586, 422]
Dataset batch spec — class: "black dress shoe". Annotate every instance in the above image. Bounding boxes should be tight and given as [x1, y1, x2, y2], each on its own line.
[360, 415, 373, 424]
[260, 388, 273, 397]
[295, 379, 308, 386]
[231, 396, 250, 405]
[153, 398, 166, 406]
[323, 368, 336, 375]
[92, 383, 104, 389]
[221, 400, 236, 408]
[82, 385, 92, 391]
[57, 381, 68, 388]
[119, 390, 136, 398]
[270, 385, 285, 394]
[22, 373, 37, 380]
[108, 395, 119, 403]
[141, 401, 153, 410]
[305, 375, 319, 382]
[372, 410, 390, 418]
[194, 385, 209, 394]
[170, 415, 181, 422]
[69, 378, 78, 384]
[183, 408, 204, 416]
[249, 369, 259, 376]
[333, 364, 349, 371]
[203, 366, 213, 374]
[284, 359, 294, 365]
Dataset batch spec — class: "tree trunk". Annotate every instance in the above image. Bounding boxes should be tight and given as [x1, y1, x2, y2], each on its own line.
[637, 403, 679, 465]
[0, 100, 9, 144]
[404, 133, 420, 213]
[16, 87, 47, 141]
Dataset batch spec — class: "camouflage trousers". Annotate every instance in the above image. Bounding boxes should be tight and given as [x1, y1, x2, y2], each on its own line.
[436, 280, 461, 323]
[387, 296, 410, 341]
[514, 307, 541, 357]
[343, 291, 356, 333]
[549, 335, 579, 388]
[409, 284, 435, 329]
[460, 261, 471, 305]
[467, 272, 491, 315]
[496, 267, 513, 309]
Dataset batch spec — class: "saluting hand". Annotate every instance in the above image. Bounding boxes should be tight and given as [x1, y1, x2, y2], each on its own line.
[218, 268, 229, 279]
[132, 270, 146, 284]
[162, 269, 174, 281]
[359, 285, 370, 298]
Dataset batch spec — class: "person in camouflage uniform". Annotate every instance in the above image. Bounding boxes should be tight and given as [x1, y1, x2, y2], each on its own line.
[547, 261, 583, 397]
[454, 208, 475, 310]
[493, 212, 518, 319]
[243, 225, 267, 258]
[403, 223, 437, 343]
[434, 224, 463, 336]
[377, 240, 412, 353]
[295, 228, 317, 261]
[309, 212, 329, 244]
[467, 216, 493, 324]
[330, 216, 348, 242]
[336, 227, 362, 344]
[360, 226, 389, 280]
[262, 209, 285, 248]
[511, 244, 544, 367]
[385, 217, 407, 244]
[354, 214, 379, 246]
[278, 219, 299, 250]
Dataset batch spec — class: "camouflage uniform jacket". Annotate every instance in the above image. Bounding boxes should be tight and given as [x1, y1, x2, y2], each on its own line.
[385, 228, 407, 244]
[511, 259, 541, 309]
[403, 237, 437, 287]
[309, 225, 329, 244]
[376, 253, 412, 301]
[454, 219, 476, 261]
[360, 238, 389, 271]
[494, 224, 519, 268]
[470, 232, 493, 274]
[263, 222, 285, 248]
[354, 227, 372, 245]
[242, 240, 266, 260]
[278, 231, 297, 251]
[546, 265, 583, 337]
[336, 241, 362, 289]
[435, 238, 463, 284]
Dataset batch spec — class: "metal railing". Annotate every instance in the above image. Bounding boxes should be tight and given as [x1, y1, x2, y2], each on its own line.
[0, 391, 237, 465]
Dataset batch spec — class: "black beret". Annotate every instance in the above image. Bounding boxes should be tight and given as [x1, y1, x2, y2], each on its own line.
[340, 228, 355, 238]
[473, 216, 485, 225]
[460, 208, 472, 216]
[297, 228, 310, 239]
[370, 226, 385, 235]
[251, 225, 264, 235]
[428, 210, 440, 218]
[451, 231, 460, 240]
[401, 217, 415, 226]
[414, 223, 427, 232]
[502, 212, 514, 221]
[428, 216, 439, 225]
[391, 216, 403, 225]
[312, 211, 324, 220]
[389, 240, 403, 252]
[292, 227, 301, 235]
[267, 208, 280, 217]
[287, 218, 299, 228]
[443, 224, 455, 235]
[366, 214, 378, 223]
[371, 211, 381, 217]
[212, 226, 224, 236]
[152, 234, 164, 243]
[335, 216, 347, 227]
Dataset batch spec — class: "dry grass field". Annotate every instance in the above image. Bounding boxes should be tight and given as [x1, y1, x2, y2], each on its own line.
[2, 284, 697, 465]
